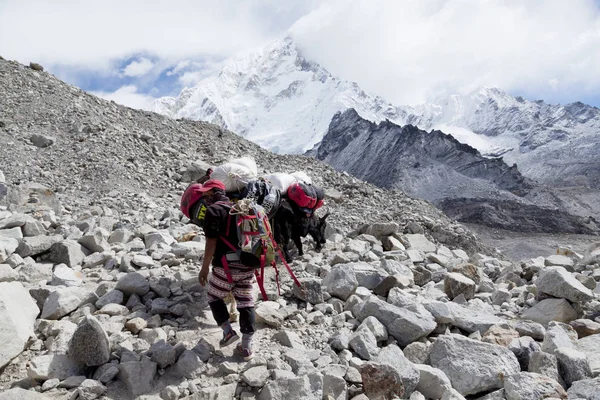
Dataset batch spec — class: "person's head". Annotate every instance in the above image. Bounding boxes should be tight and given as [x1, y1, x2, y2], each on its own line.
[198, 179, 226, 204]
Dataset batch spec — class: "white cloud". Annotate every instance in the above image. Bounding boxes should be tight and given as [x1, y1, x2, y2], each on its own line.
[91, 85, 155, 110]
[290, 0, 600, 105]
[122, 58, 155, 77]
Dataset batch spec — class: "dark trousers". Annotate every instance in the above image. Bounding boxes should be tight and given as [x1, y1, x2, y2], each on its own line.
[209, 299, 255, 335]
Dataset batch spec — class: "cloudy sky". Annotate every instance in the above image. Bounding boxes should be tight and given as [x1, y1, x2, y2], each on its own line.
[2, 0, 600, 108]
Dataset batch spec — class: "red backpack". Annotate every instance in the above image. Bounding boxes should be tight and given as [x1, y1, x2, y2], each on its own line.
[287, 182, 324, 212]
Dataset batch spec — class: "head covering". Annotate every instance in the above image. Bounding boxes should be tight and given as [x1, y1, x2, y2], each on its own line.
[196, 179, 226, 193]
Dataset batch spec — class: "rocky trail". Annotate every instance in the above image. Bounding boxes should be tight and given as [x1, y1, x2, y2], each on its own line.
[1, 58, 600, 400]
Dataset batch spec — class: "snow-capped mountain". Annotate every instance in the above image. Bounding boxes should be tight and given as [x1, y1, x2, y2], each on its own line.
[151, 37, 600, 191]
[405, 88, 600, 189]
[150, 37, 402, 154]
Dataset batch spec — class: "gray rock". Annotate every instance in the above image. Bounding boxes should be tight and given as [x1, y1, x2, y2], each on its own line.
[77, 379, 107, 400]
[0, 213, 34, 230]
[444, 272, 476, 300]
[175, 350, 205, 379]
[0, 388, 46, 399]
[429, 334, 520, 396]
[78, 228, 111, 253]
[329, 331, 350, 351]
[256, 301, 284, 328]
[272, 330, 305, 349]
[27, 354, 83, 380]
[415, 364, 452, 399]
[535, 266, 594, 302]
[23, 220, 46, 237]
[528, 351, 562, 384]
[49, 240, 87, 267]
[150, 340, 177, 369]
[504, 372, 567, 400]
[373, 274, 411, 297]
[322, 264, 358, 300]
[445, 301, 507, 334]
[358, 296, 436, 346]
[117, 357, 157, 397]
[567, 377, 600, 400]
[541, 321, 577, 354]
[405, 234, 436, 253]
[259, 374, 320, 400]
[0, 227, 23, 240]
[115, 272, 150, 296]
[30, 133, 54, 147]
[555, 347, 593, 386]
[349, 326, 380, 360]
[68, 315, 110, 366]
[520, 298, 577, 326]
[242, 365, 270, 387]
[403, 342, 430, 364]
[58, 375, 87, 388]
[360, 316, 388, 342]
[294, 277, 324, 305]
[576, 333, 600, 375]
[108, 228, 134, 244]
[360, 362, 415, 399]
[322, 373, 347, 400]
[514, 320, 546, 340]
[508, 336, 541, 371]
[93, 364, 119, 383]
[95, 289, 124, 308]
[51, 263, 84, 287]
[41, 286, 94, 320]
[374, 344, 420, 397]
[16, 234, 62, 257]
[0, 263, 18, 282]
[0, 282, 39, 369]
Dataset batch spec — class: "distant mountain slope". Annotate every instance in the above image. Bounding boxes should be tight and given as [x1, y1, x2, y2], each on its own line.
[309, 109, 598, 234]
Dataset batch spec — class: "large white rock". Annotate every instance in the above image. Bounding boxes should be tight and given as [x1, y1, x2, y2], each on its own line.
[323, 264, 358, 301]
[415, 364, 452, 399]
[0, 282, 39, 369]
[405, 234, 437, 253]
[535, 266, 594, 302]
[41, 287, 95, 320]
[504, 372, 567, 400]
[520, 298, 577, 326]
[576, 334, 600, 376]
[0, 236, 19, 263]
[429, 334, 520, 396]
[567, 377, 600, 400]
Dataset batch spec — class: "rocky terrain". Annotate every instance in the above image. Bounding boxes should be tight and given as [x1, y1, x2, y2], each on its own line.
[2, 58, 600, 400]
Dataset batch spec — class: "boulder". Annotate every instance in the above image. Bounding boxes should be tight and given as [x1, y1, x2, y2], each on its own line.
[115, 272, 150, 296]
[16, 234, 62, 257]
[118, 357, 157, 397]
[429, 334, 520, 396]
[444, 273, 476, 300]
[41, 287, 95, 320]
[360, 362, 415, 399]
[49, 240, 87, 267]
[504, 372, 567, 400]
[322, 264, 358, 300]
[520, 298, 577, 326]
[68, 315, 110, 366]
[567, 377, 600, 400]
[27, 354, 83, 381]
[535, 267, 593, 302]
[0, 282, 39, 369]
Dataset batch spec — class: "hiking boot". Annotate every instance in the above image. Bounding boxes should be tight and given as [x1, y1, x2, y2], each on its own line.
[219, 330, 239, 347]
[236, 343, 254, 361]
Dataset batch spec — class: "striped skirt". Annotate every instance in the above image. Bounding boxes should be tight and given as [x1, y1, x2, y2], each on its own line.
[207, 264, 255, 309]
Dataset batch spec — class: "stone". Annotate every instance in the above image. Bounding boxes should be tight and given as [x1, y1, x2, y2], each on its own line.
[272, 330, 305, 349]
[514, 320, 546, 340]
[349, 326, 380, 360]
[41, 286, 94, 320]
[322, 264, 358, 300]
[374, 344, 420, 396]
[482, 325, 520, 347]
[520, 298, 577, 326]
[555, 347, 593, 386]
[175, 350, 205, 378]
[358, 296, 436, 347]
[118, 357, 157, 397]
[256, 301, 284, 328]
[23, 220, 47, 237]
[429, 334, 520, 396]
[567, 377, 600, 400]
[405, 234, 436, 253]
[125, 317, 147, 334]
[403, 342, 430, 364]
[132, 254, 155, 268]
[95, 289, 124, 308]
[0, 388, 46, 399]
[451, 263, 482, 284]
[30, 133, 54, 147]
[294, 277, 324, 304]
[0, 263, 18, 282]
[444, 273, 476, 300]
[259, 375, 320, 400]
[504, 372, 566, 400]
[545, 255, 574, 269]
[16, 234, 62, 258]
[78, 228, 111, 253]
[0, 227, 23, 240]
[373, 274, 411, 297]
[93, 364, 120, 383]
[508, 336, 541, 371]
[58, 375, 87, 388]
[415, 364, 452, 399]
[0, 282, 39, 369]
[27, 354, 83, 380]
[541, 321, 577, 354]
[535, 266, 593, 302]
[322, 373, 347, 400]
[570, 318, 600, 338]
[77, 379, 107, 400]
[360, 362, 414, 399]
[528, 351, 561, 384]
[68, 315, 110, 366]
[576, 334, 600, 375]
[360, 316, 388, 342]
[242, 365, 270, 387]
[115, 272, 150, 296]
[49, 240, 86, 267]
[51, 263, 84, 286]
[150, 340, 177, 369]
